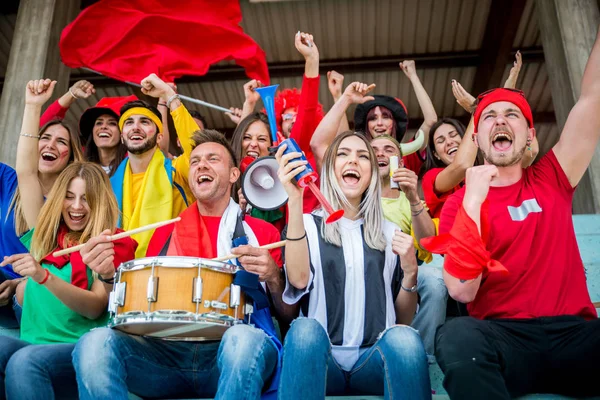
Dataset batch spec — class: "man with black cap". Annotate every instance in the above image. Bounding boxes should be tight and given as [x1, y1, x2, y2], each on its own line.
[423, 26, 600, 399]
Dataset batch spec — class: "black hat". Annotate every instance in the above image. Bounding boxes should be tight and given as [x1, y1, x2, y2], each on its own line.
[354, 95, 409, 139]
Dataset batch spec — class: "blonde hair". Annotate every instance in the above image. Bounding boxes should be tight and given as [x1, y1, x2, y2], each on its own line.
[30, 162, 119, 261]
[12, 120, 84, 236]
[319, 131, 387, 251]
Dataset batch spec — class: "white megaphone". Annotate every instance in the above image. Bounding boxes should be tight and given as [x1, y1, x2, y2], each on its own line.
[241, 156, 289, 211]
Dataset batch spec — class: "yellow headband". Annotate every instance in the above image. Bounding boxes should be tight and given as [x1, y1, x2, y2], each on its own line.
[118, 107, 163, 133]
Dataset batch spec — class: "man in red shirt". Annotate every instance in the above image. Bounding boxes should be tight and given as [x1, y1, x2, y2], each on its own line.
[429, 28, 600, 399]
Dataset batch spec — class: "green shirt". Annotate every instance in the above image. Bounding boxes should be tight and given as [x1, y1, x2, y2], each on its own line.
[19, 230, 108, 344]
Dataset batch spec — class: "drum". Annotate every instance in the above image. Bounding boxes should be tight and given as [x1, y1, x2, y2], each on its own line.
[108, 256, 251, 340]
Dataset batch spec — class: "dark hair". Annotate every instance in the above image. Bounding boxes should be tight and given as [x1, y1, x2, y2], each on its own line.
[191, 129, 238, 167]
[420, 118, 467, 177]
[189, 110, 207, 129]
[365, 106, 396, 139]
[119, 100, 162, 122]
[229, 112, 271, 202]
[83, 133, 127, 177]
[230, 112, 271, 164]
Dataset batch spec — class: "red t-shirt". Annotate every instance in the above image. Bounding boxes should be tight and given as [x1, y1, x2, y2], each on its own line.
[422, 167, 462, 218]
[439, 150, 596, 321]
[403, 151, 425, 176]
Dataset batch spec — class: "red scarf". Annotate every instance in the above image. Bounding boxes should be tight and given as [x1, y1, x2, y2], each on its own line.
[421, 201, 508, 280]
[166, 202, 215, 258]
[42, 225, 137, 289]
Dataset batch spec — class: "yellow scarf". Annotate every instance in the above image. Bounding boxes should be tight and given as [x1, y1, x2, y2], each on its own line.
[122, 149, 173, 258]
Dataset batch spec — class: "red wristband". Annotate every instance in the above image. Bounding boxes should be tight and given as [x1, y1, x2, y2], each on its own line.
[38, 269, 50, 285]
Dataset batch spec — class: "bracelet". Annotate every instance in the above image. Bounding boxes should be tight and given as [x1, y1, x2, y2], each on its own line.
[166, 93, 180, 108]
[158, 102, 168, 108]
[401, 280, 418, 293]
[38, 269, 50, 285]
[409, 201, 421, 207]
[20, 133, 40, 139]
[286, 231, 307, 241]
[68, 88, 79, 99]
[411, 207, 425, 217]
[97, 274, 115, 284]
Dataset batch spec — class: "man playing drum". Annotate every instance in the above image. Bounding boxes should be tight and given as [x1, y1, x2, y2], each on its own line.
[73, 130, 294, 400]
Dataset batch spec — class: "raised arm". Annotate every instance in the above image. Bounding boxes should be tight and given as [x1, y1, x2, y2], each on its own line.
[310, 82, 375, 172]
[553, 25, 600, 187]
[503, 51, 522, 89]
[239, 80, 262, 121]
[400, 61, 437, 150]
[275, 145, 310, 289]
[289, 32, 320, 152]
[141, 74, 198, 174]
[16, 79, 57, 230]
[326, 70, 350, 134]
[40, 80, 95, 126]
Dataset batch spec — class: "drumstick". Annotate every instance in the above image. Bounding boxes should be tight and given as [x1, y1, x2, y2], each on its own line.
[212, 240, 287, 262]
[52, 217, 181, 257]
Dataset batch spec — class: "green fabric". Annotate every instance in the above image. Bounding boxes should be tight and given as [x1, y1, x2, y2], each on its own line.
[250, 207, 284, 223]
[19, 229, 108, 344]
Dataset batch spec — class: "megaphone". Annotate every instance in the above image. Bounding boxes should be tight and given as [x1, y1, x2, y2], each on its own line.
[241, 156, 288, 211]
[279, 138, 344, 224]
[251, 84, 344, 224]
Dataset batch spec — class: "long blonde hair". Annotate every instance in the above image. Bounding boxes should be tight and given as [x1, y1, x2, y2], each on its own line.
[12, 120, 84, 236]
[30, 162, 119, 261]
[319, 131, 387, 251]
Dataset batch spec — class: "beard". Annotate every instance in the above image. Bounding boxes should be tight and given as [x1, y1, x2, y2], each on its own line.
[482, 142, 526, 167]
[125, 134, 158, 155]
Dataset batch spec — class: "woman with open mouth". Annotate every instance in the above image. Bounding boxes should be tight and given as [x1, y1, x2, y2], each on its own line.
[0, 158, 136, 399]
[275, 131, 430, 400]
[0, 81, 85, 324]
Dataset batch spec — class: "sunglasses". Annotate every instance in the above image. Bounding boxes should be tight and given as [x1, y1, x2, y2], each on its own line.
[282, 113, 297, 121]
[476, 88, 525, 104]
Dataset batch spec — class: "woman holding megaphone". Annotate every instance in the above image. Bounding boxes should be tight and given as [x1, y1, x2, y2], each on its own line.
[274, 131, 430, 399]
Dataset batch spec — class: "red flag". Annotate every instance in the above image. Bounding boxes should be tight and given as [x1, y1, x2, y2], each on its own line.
[60, 0, 270, 84]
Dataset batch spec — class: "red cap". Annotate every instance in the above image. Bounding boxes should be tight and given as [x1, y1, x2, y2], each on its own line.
[78, 94, 138, 141]
[473, 88, 533, 133]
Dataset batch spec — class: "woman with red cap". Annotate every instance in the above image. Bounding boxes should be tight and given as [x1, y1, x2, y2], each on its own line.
[77, 95, 137, 175]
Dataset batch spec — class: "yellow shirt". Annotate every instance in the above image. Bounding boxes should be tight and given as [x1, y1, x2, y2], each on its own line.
[170, 105, 196, 218]
[381, 194, 438, 263]
[130, 172, 145, 213]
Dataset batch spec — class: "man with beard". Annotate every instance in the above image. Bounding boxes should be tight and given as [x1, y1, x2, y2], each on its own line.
[110, 74, 196, 257]
[425, 27, 600, 399]
[371, 134, 446, 364]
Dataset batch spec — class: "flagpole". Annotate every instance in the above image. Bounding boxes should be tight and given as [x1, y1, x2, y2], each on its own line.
[81, 68, 232, 114]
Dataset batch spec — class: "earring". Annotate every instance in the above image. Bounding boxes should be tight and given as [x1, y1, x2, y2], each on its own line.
[526, 140, 532, 158]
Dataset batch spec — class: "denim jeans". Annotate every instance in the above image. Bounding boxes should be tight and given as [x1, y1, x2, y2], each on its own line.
[411, 265, 448, 363]
[278, 318, 431, 400]
[0, 336, 78, 400]
[73, 324, 278, 400]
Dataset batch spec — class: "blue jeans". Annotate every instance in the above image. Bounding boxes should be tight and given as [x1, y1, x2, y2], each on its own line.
[411, 265, 448, 363]
[278, 318, 431, 400]
[0, 336, 78, 400]
[73, 324, 278, 400]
